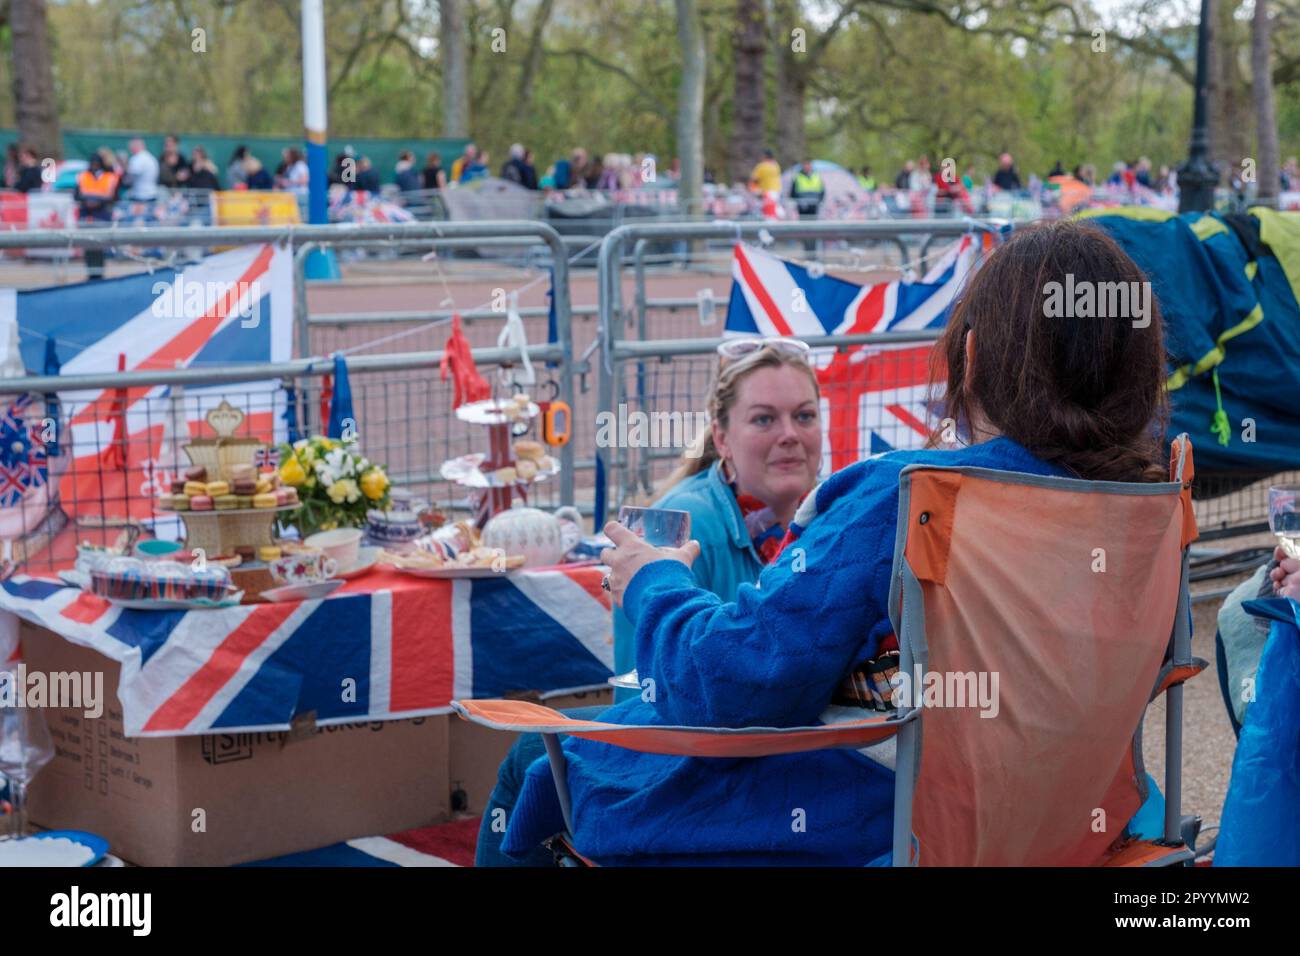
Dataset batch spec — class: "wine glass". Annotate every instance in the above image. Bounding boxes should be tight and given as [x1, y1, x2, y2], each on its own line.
[0, 671, 55, 839]
[1268, 485, 1300, 561]
[607, 507, 692, 691]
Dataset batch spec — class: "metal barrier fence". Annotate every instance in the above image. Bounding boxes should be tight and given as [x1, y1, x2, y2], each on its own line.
[591, 218, 1294, 546]
[0, 344, 569, 573]
[0, 221, 586, 573]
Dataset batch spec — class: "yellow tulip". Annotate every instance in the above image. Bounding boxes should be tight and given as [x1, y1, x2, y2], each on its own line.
[279, 456, 307, 486]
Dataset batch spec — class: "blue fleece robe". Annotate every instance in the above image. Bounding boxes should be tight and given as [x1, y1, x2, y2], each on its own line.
[501, 437, 1089, 865]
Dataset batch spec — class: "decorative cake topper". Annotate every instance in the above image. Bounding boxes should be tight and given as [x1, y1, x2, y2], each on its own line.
[205, 400, 245, 438]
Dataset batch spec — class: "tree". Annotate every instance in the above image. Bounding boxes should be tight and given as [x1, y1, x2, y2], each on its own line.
[441, 0, 469, 137]
[676, 0, 705, 214]
[1253, 0, 1280, 204]
[727, 0, 766, 184]
[9, 0, 62, 160]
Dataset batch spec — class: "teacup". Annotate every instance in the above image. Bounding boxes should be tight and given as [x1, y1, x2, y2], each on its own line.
[304, 528, 363, 572]
[270, 550, 338, 586]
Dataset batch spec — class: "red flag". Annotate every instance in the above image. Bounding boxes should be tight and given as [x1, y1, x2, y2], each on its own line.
[319, 374, 333, 431]
[440, 314, 490, 409]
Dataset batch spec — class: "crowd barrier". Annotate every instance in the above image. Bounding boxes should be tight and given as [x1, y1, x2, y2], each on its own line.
[0, 218, 1288, 576]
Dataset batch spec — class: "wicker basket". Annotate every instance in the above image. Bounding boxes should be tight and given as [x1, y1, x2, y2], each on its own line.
[184, 438, 263, 483]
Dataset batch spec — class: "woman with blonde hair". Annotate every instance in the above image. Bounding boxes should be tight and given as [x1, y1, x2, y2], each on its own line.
[476, 340, 823, 865]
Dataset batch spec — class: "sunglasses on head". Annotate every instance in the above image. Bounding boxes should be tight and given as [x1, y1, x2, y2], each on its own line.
[716, 337, 812, 360]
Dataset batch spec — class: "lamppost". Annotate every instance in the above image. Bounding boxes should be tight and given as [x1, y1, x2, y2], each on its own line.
[1178, 0, 1218, 213]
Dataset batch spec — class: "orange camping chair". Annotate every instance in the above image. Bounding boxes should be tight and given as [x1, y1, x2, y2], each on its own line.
[454, 434, 1206, 866]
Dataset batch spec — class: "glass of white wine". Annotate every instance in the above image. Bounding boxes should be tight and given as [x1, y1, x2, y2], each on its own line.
[1268, 485, 1300, 560]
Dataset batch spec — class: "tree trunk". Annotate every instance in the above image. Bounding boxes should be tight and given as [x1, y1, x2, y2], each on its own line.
[513, 0, 556, 126]
[440, 0, 470, 137]
[771, 0, 805, 166]
[10, 0, 62, 160]
[675, 0, 705, 216]
[727, 0, 766, 186]
[1252, 0, 1280, 204]
[1210, 0, 1251, 177]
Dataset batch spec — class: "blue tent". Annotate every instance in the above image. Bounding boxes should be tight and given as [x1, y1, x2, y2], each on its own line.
[1083, 209, 1300, 472]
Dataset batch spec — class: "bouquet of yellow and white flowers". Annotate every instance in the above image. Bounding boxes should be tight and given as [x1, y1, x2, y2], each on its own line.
[277, 435, 390, 537]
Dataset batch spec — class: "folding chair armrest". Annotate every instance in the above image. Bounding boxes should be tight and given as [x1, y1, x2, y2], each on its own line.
[452, 698, 915, 758]
[1149, 658, 1209, 701]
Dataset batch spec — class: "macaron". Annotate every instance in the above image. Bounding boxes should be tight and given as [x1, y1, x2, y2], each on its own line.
[236, 495, 254, 509]
[190, 495, 213, 511]
[171, 495, 190, 511]
[232, 479, 257, 496]
[183, 481, 206, 497]
[170, 479, 187, 494]
[254, 492, 278, 509]
[229, 464, 256, 482]
[255, 477, 272, 495]
[206, 480, 231, 497]
[214, 494, 238, 510]
[185, 466, 207, 482]
[259, 546, 282, 562]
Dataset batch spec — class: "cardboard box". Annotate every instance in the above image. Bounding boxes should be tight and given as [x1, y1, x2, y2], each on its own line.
[22, 623, 450, 867]
[448, 688, 612, 815]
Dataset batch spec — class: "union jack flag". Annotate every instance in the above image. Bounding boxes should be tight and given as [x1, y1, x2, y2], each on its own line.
[254, 445, 281, 470]
[726, 233, 998, 472]
[0, 395, 48, 509]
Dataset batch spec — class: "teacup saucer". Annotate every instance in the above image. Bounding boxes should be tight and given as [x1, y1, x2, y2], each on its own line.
[334, 546, 381, 580]
[262, 579, 344, 603]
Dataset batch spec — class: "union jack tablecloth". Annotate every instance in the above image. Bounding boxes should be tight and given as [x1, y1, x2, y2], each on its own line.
[0, 566, 613, 737]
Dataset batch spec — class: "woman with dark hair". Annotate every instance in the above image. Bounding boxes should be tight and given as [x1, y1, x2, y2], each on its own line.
[495, 220, 1171, 865]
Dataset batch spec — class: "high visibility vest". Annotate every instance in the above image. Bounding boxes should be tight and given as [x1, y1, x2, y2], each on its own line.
[857, 175, 876, 190]
[77, 170, 119, 200]
[794, 172, 823, 194]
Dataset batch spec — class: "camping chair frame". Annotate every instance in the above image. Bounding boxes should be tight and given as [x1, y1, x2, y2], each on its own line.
[454, 435, 1206, 866]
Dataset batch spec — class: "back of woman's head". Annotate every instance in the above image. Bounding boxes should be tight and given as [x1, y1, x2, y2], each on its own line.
[932, 220, 1169, 482]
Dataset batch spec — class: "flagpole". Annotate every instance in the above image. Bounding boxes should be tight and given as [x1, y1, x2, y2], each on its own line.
[301, 0, 340, 280]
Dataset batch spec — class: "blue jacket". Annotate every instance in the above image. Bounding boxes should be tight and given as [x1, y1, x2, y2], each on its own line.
[612, 462, 764, 703]
[504, 436, 1168, 865]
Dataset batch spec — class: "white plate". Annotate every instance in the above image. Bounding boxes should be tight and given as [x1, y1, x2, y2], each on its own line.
[454, 398, 540, 425]
[59, 569, 90, 589]
[106, 591, 244, 610]
[261, 579, 344, 602]
[439, 453, 559, 489]
[334, 547, 381, 580]
[390, 564, 517, 579]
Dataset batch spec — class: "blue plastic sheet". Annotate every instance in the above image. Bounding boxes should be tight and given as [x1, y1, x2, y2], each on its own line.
[1214, 597, 1300, 866]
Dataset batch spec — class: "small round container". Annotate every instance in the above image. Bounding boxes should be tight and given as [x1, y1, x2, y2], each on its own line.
[136, 539, 184, 560]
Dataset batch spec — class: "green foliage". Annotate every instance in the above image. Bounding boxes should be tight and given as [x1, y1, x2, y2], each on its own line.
[5, 0, 1295, 182]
